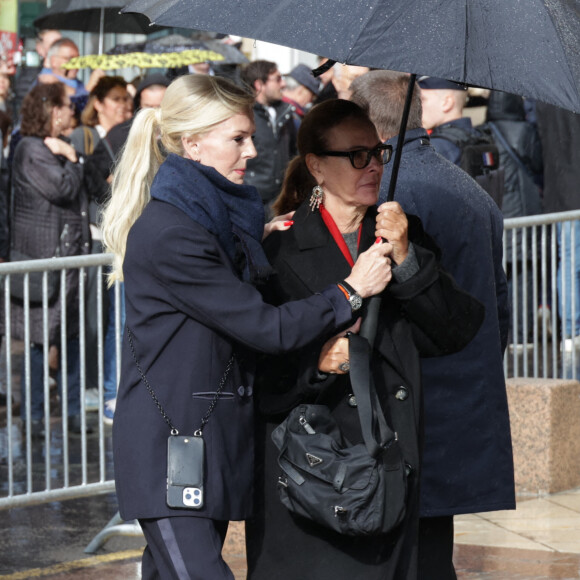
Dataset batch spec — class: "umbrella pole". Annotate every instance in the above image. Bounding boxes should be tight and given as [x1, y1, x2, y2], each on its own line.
[361, 74, 417, 344]
[386, 73, 417, 202]
[98, 7, 105, 55]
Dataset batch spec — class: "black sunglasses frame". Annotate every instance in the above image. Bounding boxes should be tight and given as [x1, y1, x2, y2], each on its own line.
[318, 144, 393, 169]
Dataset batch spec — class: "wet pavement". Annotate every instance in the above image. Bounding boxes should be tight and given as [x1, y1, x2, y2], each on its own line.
[2, 341, 580, 578]
[2, 490, 580, 579]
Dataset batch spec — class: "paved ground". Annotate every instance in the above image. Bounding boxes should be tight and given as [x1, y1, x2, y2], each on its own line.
[1, 491, 580, 579]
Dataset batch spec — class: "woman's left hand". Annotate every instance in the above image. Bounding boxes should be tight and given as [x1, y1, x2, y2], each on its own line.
[44, 137, 78, 163]
[263, 211, 295, 240]
[375, 201, 409, 265]
[318, 319, 361, 374]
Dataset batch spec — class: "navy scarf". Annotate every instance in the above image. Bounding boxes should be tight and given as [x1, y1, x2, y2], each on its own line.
[150, 154, 271, 282]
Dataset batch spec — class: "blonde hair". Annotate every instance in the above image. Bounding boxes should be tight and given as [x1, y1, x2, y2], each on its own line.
[101, 74, 255, 285]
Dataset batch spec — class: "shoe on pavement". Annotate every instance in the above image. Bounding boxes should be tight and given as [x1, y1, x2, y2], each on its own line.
[103, 398, 116, 426]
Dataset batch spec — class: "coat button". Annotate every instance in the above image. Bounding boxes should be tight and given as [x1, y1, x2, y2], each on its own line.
[237, 386, 245, 397]
[347, 394, 357, 407]
[395, 387, 408, 401]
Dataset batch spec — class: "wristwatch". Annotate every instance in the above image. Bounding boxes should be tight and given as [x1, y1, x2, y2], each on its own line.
[337, 281, 363, 312]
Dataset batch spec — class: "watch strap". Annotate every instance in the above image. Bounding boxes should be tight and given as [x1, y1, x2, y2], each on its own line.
[339, 280, 358, 297]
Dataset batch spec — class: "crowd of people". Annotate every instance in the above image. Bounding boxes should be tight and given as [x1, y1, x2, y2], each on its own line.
[0, 26, 578, 579]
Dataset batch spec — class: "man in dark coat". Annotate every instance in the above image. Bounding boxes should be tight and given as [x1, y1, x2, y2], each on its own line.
[241, 60, 297, 213]
[351, 70, 515, 579]
[536, 103, 580, 365]
[479, 91, 544, 344]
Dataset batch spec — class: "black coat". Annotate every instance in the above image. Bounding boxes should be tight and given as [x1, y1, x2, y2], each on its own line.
[244, 101, 297, 204]
[479, 92, 543, 260]
[382, 128, 515, 518]
[536, 102, 580, 212]
[10, 136, 90, 344]
[246, 203, 484, 580]
[113, 198, 354, 522]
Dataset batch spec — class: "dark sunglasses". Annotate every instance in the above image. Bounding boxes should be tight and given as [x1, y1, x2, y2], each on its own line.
[318, 144, 393, 169]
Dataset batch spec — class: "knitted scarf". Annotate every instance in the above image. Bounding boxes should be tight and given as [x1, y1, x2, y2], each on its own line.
[150, 154, 271, 282]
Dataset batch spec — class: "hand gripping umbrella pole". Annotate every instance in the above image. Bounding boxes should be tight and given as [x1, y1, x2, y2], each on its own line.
[360, 74, 417, 343]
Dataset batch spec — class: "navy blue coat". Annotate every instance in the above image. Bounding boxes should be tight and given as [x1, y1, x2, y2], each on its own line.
[113, 198, 353, 522]
[382, 128, 515, 517]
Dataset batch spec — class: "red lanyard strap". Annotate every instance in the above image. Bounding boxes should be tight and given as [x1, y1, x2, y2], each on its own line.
[319, 204, 362, 267]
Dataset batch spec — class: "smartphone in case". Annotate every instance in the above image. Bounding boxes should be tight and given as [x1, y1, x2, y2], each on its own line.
[166, 435, 205, 509]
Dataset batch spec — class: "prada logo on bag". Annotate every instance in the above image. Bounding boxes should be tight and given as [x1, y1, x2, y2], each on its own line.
[306, 453, 323, 467]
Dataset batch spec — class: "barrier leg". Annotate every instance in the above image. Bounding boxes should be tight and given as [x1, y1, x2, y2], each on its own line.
[84, 511, 143, 553]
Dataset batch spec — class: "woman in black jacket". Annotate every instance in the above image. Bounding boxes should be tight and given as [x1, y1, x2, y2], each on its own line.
[245, 100, 484, 579]
[11, 82, 90, 437]
[101, 75, 393, 579]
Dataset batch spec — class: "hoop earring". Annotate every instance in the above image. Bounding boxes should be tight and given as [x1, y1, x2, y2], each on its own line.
[310, 185, 324, 211]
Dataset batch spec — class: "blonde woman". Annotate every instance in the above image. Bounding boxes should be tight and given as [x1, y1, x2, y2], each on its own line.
[101, 74, 393, 579]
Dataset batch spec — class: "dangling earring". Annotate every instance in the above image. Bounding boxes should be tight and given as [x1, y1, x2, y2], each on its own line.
[310, 185, 324, 211]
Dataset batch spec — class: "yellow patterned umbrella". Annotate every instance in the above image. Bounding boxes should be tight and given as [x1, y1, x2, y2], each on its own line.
[62, 50, 225, 70]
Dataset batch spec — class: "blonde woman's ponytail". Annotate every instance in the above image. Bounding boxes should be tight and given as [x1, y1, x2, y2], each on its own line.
[101, 106, 162, 285]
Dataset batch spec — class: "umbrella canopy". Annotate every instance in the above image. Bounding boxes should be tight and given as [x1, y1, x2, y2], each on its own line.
[123, 0, 580, 113]
[34, 0, 164, 41]
[62, 49, 225, 70]
[109, 34, 248, 64]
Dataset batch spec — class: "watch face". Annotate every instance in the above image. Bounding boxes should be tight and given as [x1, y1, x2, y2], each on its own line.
[350, 294, 363, 311]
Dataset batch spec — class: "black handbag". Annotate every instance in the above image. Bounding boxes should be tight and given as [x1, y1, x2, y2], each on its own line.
[9, 225, 68, 304]
[271, 333, 408, 536]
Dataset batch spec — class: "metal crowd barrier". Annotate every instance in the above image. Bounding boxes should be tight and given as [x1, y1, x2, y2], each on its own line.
[503, 209, 580, 381]
[0, 253, 119, 509]
[0, 210, 579, 543]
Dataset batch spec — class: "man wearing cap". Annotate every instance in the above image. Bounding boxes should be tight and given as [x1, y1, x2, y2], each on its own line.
[418, 76, 476, 164]
[241, 60, 297, 213]
[282, 63, 321, 129]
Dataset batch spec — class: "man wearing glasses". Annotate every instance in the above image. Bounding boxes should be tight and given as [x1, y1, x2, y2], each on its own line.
[241, 60, 297, 216]
[38, 37, 100, 99]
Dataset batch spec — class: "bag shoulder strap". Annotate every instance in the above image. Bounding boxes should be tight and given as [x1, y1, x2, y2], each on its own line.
[488, 122, 535, 179]
[82, 126, 95, 155]
[348, 333, 396, 457]
[126, 326, 235, 435]
[100, 136, 116, 164]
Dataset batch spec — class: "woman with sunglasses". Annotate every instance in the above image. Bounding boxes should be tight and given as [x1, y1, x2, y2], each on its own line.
[246, 99, 483, 579]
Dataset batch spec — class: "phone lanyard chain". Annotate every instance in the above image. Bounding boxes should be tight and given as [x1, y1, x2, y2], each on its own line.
[127, 327, 235, 436]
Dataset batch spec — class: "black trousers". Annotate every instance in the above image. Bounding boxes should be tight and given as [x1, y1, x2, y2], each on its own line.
[139, 517, 234, 580]
[417, 516, 457, 580]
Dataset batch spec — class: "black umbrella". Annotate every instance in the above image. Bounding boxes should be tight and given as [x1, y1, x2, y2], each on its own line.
[34, 0, 164, 54]
[123, 0, 580, 113]
[109, 34, 248, 65]
[122, 0, 580, 343]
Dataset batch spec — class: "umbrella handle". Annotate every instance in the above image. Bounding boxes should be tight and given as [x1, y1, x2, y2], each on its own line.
[362, 74, 417, 345]
[386, 73, 417, 202]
